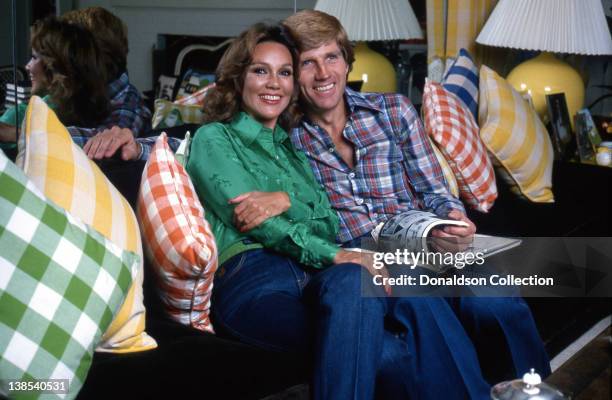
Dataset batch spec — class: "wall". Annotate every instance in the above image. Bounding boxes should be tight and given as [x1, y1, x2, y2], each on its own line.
[76, 0, 315, 91]
[70, 0, 611, 113]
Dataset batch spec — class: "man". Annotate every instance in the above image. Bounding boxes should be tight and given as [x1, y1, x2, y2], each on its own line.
[81, 10, 550, 397]
[61, 7, 151, 138]
[282, 10, 550, 386]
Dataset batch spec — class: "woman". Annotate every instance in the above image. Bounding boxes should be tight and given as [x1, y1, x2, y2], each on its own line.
[0, 16, 108, 142]
[61, 6, 152, 136]
[185, 23, 399, 400]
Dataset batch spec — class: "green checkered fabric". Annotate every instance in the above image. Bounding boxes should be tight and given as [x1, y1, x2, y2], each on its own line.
[0, 151, 139, 399]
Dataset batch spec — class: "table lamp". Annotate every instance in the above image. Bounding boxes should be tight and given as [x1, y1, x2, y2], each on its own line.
[314, 0, 423, 93]
[476, 0, 612, 126]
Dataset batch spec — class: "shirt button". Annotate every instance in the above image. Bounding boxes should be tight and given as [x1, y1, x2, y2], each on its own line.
[275, 155, 279, 160]
[348, 172, 355, 179]
[328, 147, 335, 153]
[356, 198, 364, 205]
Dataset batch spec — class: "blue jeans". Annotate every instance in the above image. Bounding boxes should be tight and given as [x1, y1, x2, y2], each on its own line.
[212, 249, 493, 400]
[212, 249, 386, 400]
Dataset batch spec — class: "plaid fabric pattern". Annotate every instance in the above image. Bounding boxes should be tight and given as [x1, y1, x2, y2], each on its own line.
[423, 81, 497, 212]
[479, 66, 554, 203]
[0, 151, 137, 400]
[443, 48, 479, 120]
[290, 88, 464, 244]
[174, 83, 215, 106]
[16, 96, 157, 353]
[151, 99, 205, 129]
[66, 72, 152, 138]
[137, 134, 218, 332]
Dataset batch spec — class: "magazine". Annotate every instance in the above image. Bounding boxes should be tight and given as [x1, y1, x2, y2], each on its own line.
[375, 210, 521, 270]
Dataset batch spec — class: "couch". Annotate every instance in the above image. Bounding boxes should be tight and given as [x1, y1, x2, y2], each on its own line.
[71, 123, 611, 399]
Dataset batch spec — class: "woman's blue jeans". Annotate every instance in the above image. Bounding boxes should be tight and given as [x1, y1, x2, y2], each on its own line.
[211, 249, 496, 400]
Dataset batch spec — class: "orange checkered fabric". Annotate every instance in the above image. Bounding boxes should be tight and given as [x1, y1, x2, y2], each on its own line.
[423, 80, 497, 212]
[137, 133, 218, 333]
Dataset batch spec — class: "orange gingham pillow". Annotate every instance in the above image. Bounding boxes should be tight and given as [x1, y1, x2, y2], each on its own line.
[137, 133, 218, 333]
[423, 80, 497, 212]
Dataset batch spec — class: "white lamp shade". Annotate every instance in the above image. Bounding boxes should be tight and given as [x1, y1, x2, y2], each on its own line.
[476, 0, 612, 55]
[314, 0, 424, 41]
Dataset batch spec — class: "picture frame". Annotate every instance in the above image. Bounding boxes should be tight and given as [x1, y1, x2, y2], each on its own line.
[545, 93, 574, 160]
[574, 109, 598, 163]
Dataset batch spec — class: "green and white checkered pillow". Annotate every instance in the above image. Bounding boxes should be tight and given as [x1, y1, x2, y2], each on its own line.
[0, 151, 139, 399]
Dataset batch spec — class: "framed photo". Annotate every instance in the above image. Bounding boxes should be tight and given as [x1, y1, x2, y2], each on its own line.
[574, 109, 598, 163]
[545, 93, 574, 160]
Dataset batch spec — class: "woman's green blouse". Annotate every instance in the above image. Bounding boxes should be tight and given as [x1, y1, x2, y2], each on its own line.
[0, 95, 52, 127]
[186, 112, 340, 268]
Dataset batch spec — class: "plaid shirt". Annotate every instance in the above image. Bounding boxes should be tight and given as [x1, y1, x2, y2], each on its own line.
[290, 88, 464, 244]
[68, 72, 151, 138]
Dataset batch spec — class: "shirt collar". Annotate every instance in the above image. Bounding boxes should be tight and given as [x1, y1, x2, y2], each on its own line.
[298, 87, 384, 129]
[230, 111, 288, 147]
[344, 87, 384, 114]
[107, 72, 130, 98]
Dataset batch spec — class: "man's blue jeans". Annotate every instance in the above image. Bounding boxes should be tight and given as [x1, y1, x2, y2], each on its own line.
[211, 249, 493, 400]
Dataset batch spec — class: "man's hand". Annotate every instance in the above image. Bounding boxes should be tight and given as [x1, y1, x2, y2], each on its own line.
[83, 127, 140, 160]
[229, 191, 291, 232]
[0, 122, 18, 142]
[334, 249, 392, 295]
[430, 210, 477, 253]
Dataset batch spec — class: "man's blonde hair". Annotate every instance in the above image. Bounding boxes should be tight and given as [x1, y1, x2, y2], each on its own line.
[62, 7, 128, 80]
[283, 9, 354, 71]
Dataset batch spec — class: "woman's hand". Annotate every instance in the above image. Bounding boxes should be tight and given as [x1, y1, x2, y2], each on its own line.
[430, 210, 477, 253]
[229, 191, 291, 232]
[84, 127, 140, 160]
[334, 250, 392, 296]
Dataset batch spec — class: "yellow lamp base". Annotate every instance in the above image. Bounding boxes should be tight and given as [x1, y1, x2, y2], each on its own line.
[506, 52, 584, 128]
[348, 42, 396, 93]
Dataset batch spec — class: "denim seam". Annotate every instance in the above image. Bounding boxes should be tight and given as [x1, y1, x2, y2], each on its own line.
[214, 252, 247, 290]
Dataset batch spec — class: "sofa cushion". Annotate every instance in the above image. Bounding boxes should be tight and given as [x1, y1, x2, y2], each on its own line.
[16, 96, 157, 353]
[428, 136, 460, 198]
[0, 150, 138, 399]
[442, 48, 479, 120]
[423, 80, 497, 212]
[479, 66, 554, 203]
[137, 133, 217, 332]
[152, 99, 204, 130]
[174, 83, 214, 106]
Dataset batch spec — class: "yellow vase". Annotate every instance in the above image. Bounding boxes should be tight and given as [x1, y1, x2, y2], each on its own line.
[348, 42, 397, 93]
[507, 52, 584, 129]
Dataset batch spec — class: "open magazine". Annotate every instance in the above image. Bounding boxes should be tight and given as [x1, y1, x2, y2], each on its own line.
[374, 210, 521, 271]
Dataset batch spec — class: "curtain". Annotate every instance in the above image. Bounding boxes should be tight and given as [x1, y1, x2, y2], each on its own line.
[426, 0, 499, 81]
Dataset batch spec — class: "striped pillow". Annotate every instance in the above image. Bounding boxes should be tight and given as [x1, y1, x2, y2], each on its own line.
[443, 48, 479, 120]
[16, 96, 157, 353]
[0, 150, 138, 399]
[137, 133, 218, 333]
[428, 136, 460, 198]
[479, 66, 554, 203]
[424, 80, 497, 212]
